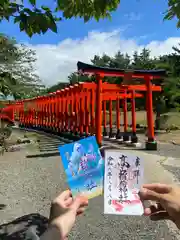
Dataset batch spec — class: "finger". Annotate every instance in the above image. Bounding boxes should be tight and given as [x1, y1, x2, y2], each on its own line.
[77, 207, 86, 215]
[142, 184, 172, 194]
[139, 188, 166, 202]
[55, 190, 72, 202]
[78, 197, 88, 207]
[76, 195, 88, 204]
[65, 197, 73, 206]
[144, 203, 165, 216]
[150, 211, 171, 221]
[70, 196, 88, 213]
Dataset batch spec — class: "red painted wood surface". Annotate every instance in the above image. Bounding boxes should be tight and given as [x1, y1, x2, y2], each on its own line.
[1, 71, 163, 145]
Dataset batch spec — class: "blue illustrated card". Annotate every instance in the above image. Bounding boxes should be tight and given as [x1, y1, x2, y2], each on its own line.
[58, 136, 104, 199]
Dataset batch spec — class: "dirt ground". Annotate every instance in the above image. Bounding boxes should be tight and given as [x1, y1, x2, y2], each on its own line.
[155, 130, 180, 144]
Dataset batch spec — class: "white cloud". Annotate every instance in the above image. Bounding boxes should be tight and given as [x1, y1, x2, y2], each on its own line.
[13, 0, 22, 4]
[29, 30, 180, 86]
[124, 12, 142, 21]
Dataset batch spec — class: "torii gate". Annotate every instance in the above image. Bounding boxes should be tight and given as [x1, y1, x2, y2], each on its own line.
[77, 61, 166, 150]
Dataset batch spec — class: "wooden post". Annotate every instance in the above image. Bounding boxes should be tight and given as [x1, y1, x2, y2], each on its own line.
[79, 89, 85, 136]
[48, 95, 52, 128]
[131, 90, 138, 143]
[145, 75, 157, 150]
[109, 99, 113, 138]
[75, 87, 79, 135]
[103, 100, 107, 136]
[61, 90, 65, 132]
[91, 88, 95, 135]
[85, 89, 90, 136]
[116, 96, 121, 139]
[95, 74, 103, 146]
[80, 95, 84, 136]
[65, 89, 69, 132]
[70, 87, 74, 133]
[123, 90, 129, 141]
[59, 90, 63, 132]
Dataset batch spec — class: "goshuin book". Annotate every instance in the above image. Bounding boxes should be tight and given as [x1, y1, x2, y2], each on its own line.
[58, 136, 104, 199]
[104, 150, 144, 216]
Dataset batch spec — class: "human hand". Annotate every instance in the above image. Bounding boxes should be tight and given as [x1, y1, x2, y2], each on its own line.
[139, 183, 180, 229]
[49, 190, 88, 239]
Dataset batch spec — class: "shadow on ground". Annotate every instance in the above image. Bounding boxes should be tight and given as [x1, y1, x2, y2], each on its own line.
[0, 213, 48, 240]
[0, 204, 6, 210]
[26, 152, 60, 158]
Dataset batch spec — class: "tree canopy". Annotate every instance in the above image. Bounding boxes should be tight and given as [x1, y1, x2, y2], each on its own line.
[165, 0, 180, 28]
[45, 82, 69, 94]
[0, 0, 179, 37]
[0, 33, 44, 99]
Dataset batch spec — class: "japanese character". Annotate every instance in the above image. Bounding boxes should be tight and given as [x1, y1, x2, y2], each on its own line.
[108, 199, 112, 205]
[107, 156, 114, 166]
[135, 157, 140, 167]
[107, 171, 112, 178]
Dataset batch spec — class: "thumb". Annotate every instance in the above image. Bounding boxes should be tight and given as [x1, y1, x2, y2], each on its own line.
[70, 196, 88, 214]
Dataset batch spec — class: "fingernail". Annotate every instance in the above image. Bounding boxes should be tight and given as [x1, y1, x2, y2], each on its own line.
[140, 188, 147, 193]
[81, 197, 88, 203]
[79, 196, 88, 203]
[78, 195, 87, 200]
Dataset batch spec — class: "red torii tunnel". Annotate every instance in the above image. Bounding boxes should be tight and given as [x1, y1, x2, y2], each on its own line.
[1, 61, 165, 151]
[77, 61, 166, 150]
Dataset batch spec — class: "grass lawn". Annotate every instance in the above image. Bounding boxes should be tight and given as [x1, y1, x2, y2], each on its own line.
[104, 110, 180, 129]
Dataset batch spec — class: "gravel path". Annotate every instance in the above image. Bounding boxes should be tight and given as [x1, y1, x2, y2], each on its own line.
[144, 142, 180, 158]
[138, 133, 180, 159]
[163, 165, 180, 182]
[0, 131, 179, 239]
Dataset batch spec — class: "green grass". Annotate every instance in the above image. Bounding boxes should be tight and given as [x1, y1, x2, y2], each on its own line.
[105, 110, 148, 125]
[105, 110, 180, 129]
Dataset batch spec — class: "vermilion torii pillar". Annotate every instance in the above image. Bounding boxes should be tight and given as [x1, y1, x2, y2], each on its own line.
[145, 75, 156, 149]
[96, 74, 103, 146]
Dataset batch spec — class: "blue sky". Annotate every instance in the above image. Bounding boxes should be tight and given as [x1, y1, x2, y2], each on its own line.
[0, 0, 179, 45]
[0, 0, 179, 85]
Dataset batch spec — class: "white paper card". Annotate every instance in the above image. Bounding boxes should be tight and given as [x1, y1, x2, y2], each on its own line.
[104, 150, 144, 216]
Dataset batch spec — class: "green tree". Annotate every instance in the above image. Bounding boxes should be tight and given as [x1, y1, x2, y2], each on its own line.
[68, 73, 79, 85]
[68, 72, 90, 85]
[171, 44, 180, 76]
[109, 51, 130, 69]
[132, 48, 155, 70]
[46, 82, 69, 93]
[109, 51, 131, 84]
[159, 46, 180, 110]
[132, 51, 141, 69]
[164, 0, 180, 28]
[91, 52, 131, 84]
[0, 0, 120, 37]
[0, 34, 43, 99]
[91, 54, 111, 67]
